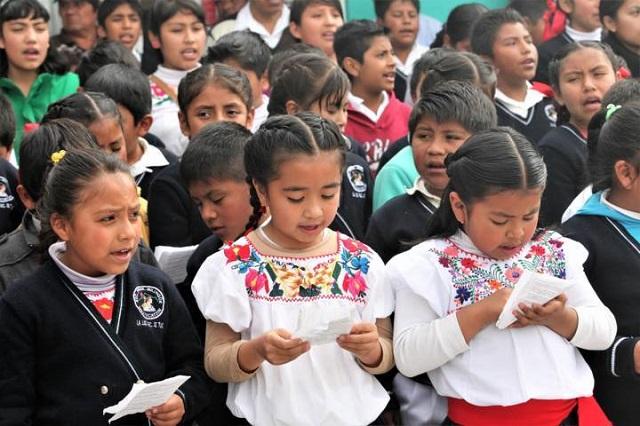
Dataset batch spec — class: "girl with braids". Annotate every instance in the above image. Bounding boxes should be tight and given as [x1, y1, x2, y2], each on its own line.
[390, 127, 616, 426]
[192, 113, 394, 426]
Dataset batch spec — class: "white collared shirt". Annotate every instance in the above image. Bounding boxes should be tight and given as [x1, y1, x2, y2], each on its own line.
[130, 137, 170, 179]
[494, 83, 544, 119]
[235, 3, 290, 49]
[348, 91, 389, 124]
[252, 94, 269, 133]
[394, 43, 428, 78]
[565, 24, 602, 42]
[405, 177, 441, 208]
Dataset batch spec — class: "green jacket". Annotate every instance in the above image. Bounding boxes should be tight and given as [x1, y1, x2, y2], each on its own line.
[0, 72, 79, 162]
[372, 145, 418, 211]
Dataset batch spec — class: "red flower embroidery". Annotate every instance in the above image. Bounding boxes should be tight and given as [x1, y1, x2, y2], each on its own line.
[343, 272, 367, 298]
[443, 245, 459, 257]
[530, 245, 545, 256]
[342, 238, 369, 254]
[245, 269, 269, 294]
[150, 82, 166, 98]
[461, 258, 476, 269]
[488, 279, 502, 291]
[224, 244, 251, 263]
[439, 256, 450, 267]
[505, 266, 524, 283]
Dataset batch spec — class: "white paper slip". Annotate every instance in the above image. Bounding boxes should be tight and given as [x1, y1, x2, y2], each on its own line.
[103, 375, 190, 423]
[154, 245, 197, 284]
[294, 304, 355, 345]
[496, 270, 572, 330]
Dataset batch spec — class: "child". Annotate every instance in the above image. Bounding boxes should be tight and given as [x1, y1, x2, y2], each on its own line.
[0, 92, 22, 235]
[148, 62, 254, 249]
[538, 41, 618, 226]
[268, 52, 373, 240]
[508, 0, 548, 46]
[289, 0, 343, 62]
[601, 0, 640, 77]
[366, 81, 497, 264]
[97, 0, 144, 62]
[471, 8, 556, 147]
[84, 63, 177, 199]
[563, 103, 640, 424]
[75, 39, 138, 87]
[233, 0, 294, 51]
[335, 19, 411, 173]
[206, 30, 271, 132]
[192, 113, 394, 425]
[0, 0, 78, 161]
[0, 148, 211, 424]
[390, 127, 616, 425]
[430, 3, 489, 51]
[374, 0, 427, 103]
[536, 0, 602, 83]
[148, 0, 207, 156]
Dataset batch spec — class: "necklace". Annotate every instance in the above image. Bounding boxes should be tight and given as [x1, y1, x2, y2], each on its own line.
[256, 225, 331, 254]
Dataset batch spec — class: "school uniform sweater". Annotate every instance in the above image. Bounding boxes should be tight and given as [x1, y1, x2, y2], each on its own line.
[539, 124, 588, 226]
[0, 157, 23, 235]
[603, 33, 640, 78]
[333, 151, 373, 240]
[373, 145, 418, 211]
[495, 94, 555, 148]
[563, 206, 640, 425]
[0, 260, 212, 425]
[130, 137, 178, 200]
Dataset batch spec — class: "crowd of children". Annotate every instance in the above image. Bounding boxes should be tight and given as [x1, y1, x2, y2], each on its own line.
[1, 0, 640, 424]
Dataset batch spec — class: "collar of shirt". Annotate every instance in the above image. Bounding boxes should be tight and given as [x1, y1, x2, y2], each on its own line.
[235, 3, 290, 49]
[565, 24, 602, 43]
[130, 137, 170, 178]
[49, 241, 117, 290]
[494, 83, 544, 119]
[603, 189, 640, 220]
[394, 43, 429, 77]
[348, 91, 389, 123]
[154, 64, 199, 88]
[405, 177, 441, 207]
[252, 94, 270, 133]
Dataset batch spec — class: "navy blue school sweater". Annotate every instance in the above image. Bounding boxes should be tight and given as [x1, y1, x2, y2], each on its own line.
[535, 32, 573, 84]
[0, 260, 212, 425]
[563, 214, 640, 425]
[539, 124, 588, 226]
[333, 151, 373, 240]
[495, 96, 556, 147]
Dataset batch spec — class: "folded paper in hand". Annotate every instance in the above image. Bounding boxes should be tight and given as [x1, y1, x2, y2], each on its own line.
[294, 304, 354, 345]
[154, 245, 197, 284]
[496, 270, 572, 329]
[103, 375, 190, 423]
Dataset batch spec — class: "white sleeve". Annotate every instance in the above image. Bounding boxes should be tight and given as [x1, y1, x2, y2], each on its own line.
[367, 252, 394, 320]
[562, 237, 617, 350]
[389, 249, 469, 378]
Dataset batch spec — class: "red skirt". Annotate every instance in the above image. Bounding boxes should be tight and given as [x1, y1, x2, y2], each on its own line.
[448, 396, 611, 426]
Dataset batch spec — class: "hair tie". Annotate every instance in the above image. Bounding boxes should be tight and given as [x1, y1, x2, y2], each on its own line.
[50, 150, 66, 165]
[605, 104, 622, 121]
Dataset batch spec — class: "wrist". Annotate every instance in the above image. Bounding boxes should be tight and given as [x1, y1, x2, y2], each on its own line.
[358, 342, 383, 367]
[238, 338, 264, 373]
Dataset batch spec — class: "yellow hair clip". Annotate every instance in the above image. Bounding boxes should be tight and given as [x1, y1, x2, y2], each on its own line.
[50, 150, 66, 165]
[605, 104, 622, 121]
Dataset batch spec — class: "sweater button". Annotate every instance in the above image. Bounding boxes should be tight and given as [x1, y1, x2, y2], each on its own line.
[100, 385, 109, 395]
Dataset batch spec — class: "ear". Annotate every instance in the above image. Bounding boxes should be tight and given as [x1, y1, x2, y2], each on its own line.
[136, 115, 154, 137]
[50, 212, 71, 242]
[557, 0, 574, 15]
[341, 57, 361, 79]
[602, 15, 617, 33]
[148, 31, 161, 50]
[16, 185, 36, 210]
[245, 107, 255, 131]
[449, 191, 466, 225]
[97, 26, 107, 39]
[285, 100, 301, 115]
[178, 111, 191, 138]
[289, 21, 302, 40]
[259, 72, 270, 94]
[252, 179, 268, 207]
[613, 160, 638, 189]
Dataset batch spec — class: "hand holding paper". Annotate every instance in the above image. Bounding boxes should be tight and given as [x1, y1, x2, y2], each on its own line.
[294, 304, 355, 346]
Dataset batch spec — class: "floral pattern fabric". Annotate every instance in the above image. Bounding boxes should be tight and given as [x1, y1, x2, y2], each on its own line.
[430, 231, 567, 310]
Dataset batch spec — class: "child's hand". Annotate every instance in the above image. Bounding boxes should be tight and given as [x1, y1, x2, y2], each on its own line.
[512, 293, 578, 339]
[256, 329, 310, 366]
[457, 287, 512, 343]
[481, 287, 513, 321]
[337, 322, 382, 367]
[145, 394, 184, 426]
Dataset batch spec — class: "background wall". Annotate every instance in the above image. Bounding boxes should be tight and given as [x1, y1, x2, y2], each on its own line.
[346, 0, 508, 22]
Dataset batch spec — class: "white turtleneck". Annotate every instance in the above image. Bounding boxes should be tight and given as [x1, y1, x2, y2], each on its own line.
[566, 24, 602, 43]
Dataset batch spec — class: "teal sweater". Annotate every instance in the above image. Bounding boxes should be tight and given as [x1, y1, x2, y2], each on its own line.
[373, 145, 418, 211]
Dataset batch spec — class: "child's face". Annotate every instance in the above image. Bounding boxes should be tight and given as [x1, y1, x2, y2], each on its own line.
[308, 94, 349, 133]
[189, 178, 253, 242]
[381, 0, 419, 50]
[451, 188, 542, 260]
[179, 83, 254, 138]
[554, 47, 616, 131]
[0, 16, 49, 73]
[526, 16, 546, 46]
[352, 35, 396, 94]
[88, 116, 128, 163]
[256, 151, 341, 250]
[250, 0, 284, 16]
[289, 3, 343, 58]
[58, 0, 97, 33]
[562, 0, 601, 32]
[117, 105, 143, 163]
[411, 117, 471, 197]
[150, 11, 206, 71]
[491, 22, 537, 84]
[604, 0, 640, 52]
[100, 3, 142, 51]
[51, 172, 140, 277]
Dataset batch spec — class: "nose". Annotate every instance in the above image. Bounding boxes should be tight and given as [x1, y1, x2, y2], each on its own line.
[201, 201, 218, 223]
[122, 17, 133, 29]
[185, 28, 196, 43]
[506, 224, 525, 241]
[427, 135, 446, 154]
[335, 109, 347, 130]
[121, 216, 138, 241]
[583, 74, 596, 91]
[304, 199, 323, 220]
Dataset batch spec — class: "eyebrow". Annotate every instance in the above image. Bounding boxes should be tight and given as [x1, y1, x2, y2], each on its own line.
[283, 182, 341, 191]
[491, 207, 539, 218]
[95, 203, 141, 214]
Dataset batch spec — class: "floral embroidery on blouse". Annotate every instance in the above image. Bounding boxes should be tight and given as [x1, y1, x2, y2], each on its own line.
[430, 231, 566, 310]
[222, 236, 372, 302]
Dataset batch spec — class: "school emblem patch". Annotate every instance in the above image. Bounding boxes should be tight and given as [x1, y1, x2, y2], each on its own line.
[133, 286, 165, 320]
[544, 104, 557, 124]
[0, 176, 14, 204]
[346, 165, 367, 193]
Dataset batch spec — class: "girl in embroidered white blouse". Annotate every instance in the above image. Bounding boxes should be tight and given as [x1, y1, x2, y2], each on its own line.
[389, 127, 616, 425]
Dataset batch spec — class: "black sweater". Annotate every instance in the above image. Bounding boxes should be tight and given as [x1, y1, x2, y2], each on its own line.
[495, 96, 556, 148]
[563, 214, 640, 425]
[603, 33, 640, 78]
[535, 32, 573, 84]
[332, 151, 373, 240]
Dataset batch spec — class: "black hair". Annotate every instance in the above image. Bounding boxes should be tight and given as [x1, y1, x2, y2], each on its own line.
[38, 147, 132, 251]
[603, 78, 640, 106]
[84, 64, 151, 125]
[600, 0, 625, 22]
[180, 121, 252, 187]
[148, 0, 205, 38]
[431, 3, 488, 49]
[373, 0, 419, 19]
[418, 51, 480, 97]
[470, 8, 524, 58]
[42, 91, 122, 128]
[548, 41, 617, 126]
[0, 0, 69, 76]
[76, 40, 139, 87]
[268, 44, 324, 87]
[291, 0, 344, 25]
[508, 0, 547, 23]
[0, 92, 15, 149]
[591, 102, 640, 192]
[177, 63, 253, 116]
[334, 19, 386, 71]
[56, 0, 100, 11]
[97, 0, 143, 28]
[409, 47, 454, 100]
[462, 51, 497, 97]
[426, 127, 546, 238]
[410, 81, 497, 138]
[268, 53, 350, 116]
[205, 30, 271, 77]
[243, 112, 346, 232]
[18, 118, 96, 202]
